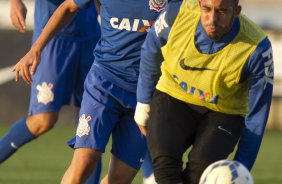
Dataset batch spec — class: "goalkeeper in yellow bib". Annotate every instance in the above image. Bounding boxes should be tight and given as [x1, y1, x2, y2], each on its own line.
[134, 0, 274, 183]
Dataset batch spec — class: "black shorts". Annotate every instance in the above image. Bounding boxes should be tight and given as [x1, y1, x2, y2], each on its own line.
[147, 90, 245, 184]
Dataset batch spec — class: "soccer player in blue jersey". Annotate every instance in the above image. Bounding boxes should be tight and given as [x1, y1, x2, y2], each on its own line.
[0, 0, 101, 183]
[135, 0, 274, 183]
[11, 0, 168, 183]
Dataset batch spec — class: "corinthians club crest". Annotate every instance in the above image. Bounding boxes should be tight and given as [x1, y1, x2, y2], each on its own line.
[76, 114, 91, 138]
[36, 82, 54, 105]
[149, 0, 168, 12]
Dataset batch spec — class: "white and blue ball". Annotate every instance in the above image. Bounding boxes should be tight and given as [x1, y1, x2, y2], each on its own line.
[199, 160, 253, 184]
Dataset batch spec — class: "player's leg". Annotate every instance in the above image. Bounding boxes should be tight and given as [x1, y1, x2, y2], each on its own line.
[100, 155, 138, 184]
[141, 152, 156, 184]
[0, 109, 60, 163]
[61, 148, 102, 183]
[183, 112, 245, 184]
[65, 37, 102, 184]
[0, 38, 78, 163]
[26, 37, 82, 136]
[26, 112, 59, 136]
[101, 108, 147, 184]
[61, 71, 126, 183]
[74, 38, 103, 184]
[0, 118, 35, 163]
[61, 103, 106, 183]
[85, 157, 102, 184]
[146, 90, 198, 184]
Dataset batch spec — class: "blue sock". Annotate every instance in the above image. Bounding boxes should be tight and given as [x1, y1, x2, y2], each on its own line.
[85, 157, 102, 184]
[0, 118, 36, 163]
[142, 152, 155, 178]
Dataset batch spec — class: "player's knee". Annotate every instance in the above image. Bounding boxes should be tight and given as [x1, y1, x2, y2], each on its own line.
[153, 156, 183, 184]
[69, 148, 101, 182]
[186, 152, 213, 184]
[107, 175, 132, 184]
[39, 120, 56, 133]
[27, 113, 59, 136]
[106, 165, 137, 184]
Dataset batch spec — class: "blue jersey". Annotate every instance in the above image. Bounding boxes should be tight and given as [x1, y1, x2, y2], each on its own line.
[75, 0, 169, 93]
[138, 1, 274, 170]
[33, 0, 100, 42]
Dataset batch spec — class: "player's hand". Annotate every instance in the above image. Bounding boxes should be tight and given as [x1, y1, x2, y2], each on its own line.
[137, 124, 147, 136]
[134, 102, 150, 136]
[10, 0, 27, 32]
[12, 48, 40, 84]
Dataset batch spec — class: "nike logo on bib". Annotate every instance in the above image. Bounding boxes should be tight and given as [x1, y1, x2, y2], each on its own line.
[180, 59, 216, 71]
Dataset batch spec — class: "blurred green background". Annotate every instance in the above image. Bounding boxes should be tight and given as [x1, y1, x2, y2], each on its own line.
[0, 124, 282, 184]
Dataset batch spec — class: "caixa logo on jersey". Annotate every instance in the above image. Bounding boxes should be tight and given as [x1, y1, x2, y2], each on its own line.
[149, 0, 168, 12]
[110, 17, 154, 32]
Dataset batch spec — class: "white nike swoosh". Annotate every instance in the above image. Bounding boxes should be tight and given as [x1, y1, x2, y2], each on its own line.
[217, 126, 232, 136]
[10, 142, 18, 149]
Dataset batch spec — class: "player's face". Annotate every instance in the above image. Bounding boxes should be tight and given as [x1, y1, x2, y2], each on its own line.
[199, 0, 241, 40]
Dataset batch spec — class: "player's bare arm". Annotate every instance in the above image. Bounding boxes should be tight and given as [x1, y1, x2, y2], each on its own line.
[10, 0, 27, 32]
[12, 0, 79, 84]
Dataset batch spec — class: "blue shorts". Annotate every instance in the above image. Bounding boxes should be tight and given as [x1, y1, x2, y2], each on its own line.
[28, 37, 97, 115]
[68, 70, 147, 170]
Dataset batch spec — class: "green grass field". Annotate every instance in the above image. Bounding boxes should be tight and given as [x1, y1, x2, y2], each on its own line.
[0, 124, 281, 184]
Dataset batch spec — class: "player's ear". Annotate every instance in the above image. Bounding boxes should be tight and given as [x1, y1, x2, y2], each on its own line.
[234, 5, 241, 16]
[198, 0, 202, 7]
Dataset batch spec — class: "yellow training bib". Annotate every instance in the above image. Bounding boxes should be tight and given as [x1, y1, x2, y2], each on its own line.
[156, 1, 266, 116]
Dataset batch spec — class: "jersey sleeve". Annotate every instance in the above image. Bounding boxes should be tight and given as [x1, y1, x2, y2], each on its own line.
[137, 1, 181, 103]
[234, 37, 274, 170]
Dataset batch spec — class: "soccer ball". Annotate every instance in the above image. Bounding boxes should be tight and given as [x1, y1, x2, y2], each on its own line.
[199, 160, 254, 184]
